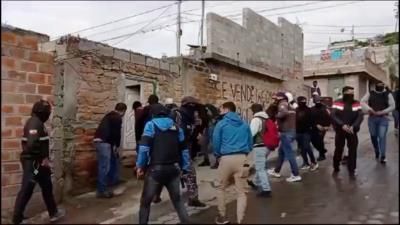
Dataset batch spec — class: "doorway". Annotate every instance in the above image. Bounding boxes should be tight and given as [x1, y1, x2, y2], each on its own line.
[122, 85, 141, 150]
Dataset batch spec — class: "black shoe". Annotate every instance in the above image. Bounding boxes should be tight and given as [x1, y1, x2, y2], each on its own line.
[50, 208, 66, 223]
[153, 196, 162, 204]
[380, 157, 387, 164]
[215, 215, 230, 224]
[96, 191, 114, 198]
[257, 190, 272, 198]
[247, 180, 257, 191]
[199, 160, 211, 167]
[317, 155, 326, 161]
[188, 199, 206, 207]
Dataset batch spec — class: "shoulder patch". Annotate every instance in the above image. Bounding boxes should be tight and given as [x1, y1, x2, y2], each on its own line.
[29, 129, 38, 135]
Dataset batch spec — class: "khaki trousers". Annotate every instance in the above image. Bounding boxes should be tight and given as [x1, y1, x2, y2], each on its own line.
[217, 154, 249, 223]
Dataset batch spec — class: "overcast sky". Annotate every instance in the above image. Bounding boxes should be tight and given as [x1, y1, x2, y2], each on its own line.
[2, 1, 398, 58]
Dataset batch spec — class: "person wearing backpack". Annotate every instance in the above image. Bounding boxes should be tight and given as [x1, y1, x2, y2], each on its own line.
[361, 81, 395, 164]
[296, 96, 319, 171]
[268, 92, 302, 183]
[246, 104, 277, 198]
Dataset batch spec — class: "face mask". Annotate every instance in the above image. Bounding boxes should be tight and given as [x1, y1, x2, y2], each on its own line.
[343, 94, 354, 102]
[298, 102, 307, 107]
[376, 86, 385, 92]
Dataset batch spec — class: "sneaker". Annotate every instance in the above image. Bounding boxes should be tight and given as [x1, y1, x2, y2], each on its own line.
[215, 215, 230, 224]
[317, 155, 326, 161]
[153, 196, 162, 204]
[50, 208, 65, 223]
[188, 199, 206, 208]
[310, 163, 319, 171]
[199, 160, 211, 167]
[247, 180, 258, 191]
[286, 175, 302, 182]
[96, 191, 114, 198]
[300, 164, 310, 170]
[380, 157, 387, 164]
[267, 169, 281, 178]
[257, 190, 272, 198]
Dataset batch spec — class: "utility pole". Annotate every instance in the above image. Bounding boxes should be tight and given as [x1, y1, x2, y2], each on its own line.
[176, 0, 182, 56]
[351, 25, 354, 41]
[200, 0, 205, 56]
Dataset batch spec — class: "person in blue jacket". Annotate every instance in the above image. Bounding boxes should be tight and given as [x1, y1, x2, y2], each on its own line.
[135, 104, 192, 224]
[212, 102, 253, 225]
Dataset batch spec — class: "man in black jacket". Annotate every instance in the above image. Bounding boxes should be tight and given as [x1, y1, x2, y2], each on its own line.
[331, 86, 363, 179]
[310, 95, 331, 161]
[13, 100, 65, 224]
[94, 103, 127, 198]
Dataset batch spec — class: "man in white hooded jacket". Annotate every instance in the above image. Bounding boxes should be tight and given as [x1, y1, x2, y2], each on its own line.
[247, 103, 272, 197]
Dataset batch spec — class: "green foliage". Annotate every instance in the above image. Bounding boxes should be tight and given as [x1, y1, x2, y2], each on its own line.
[382, 32, 399, 46]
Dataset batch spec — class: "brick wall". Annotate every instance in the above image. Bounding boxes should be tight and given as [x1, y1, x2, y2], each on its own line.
[1, 26, 54, 215]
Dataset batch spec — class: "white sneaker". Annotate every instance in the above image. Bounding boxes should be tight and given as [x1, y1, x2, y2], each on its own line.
[267, 169, 281, 178]
[300, 165, 310, 170]
[286, 175, 302, 182]
[310, 163, 319, 171]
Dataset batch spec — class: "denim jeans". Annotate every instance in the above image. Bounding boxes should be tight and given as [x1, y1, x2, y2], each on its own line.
[368, 116, 389, 158]
[252, 147, 271, 191]
[393, 110, 399, 130]
[296, 133, 316, 165]
[274, 131, 299, 176]
[95, 142, 119, 193]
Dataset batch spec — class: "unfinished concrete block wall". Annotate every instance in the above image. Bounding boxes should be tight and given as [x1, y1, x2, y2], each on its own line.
[1, 26, 59, 216]
[206, 8, 304, 81]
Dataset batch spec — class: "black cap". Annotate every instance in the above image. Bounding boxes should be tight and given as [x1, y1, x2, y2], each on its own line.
[150, 103, 168, 117]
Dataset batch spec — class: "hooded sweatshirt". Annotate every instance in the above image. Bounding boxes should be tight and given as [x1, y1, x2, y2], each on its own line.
[250, 111, 269, 146]
[212, 112, 253, 157]
[136, 117, 190, 171]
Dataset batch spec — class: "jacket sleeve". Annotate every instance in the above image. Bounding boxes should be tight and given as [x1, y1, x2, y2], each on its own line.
[115, 116, 123, 148]
[351, 109, 364, 130]
[360, 92, 372, 113]
[380, 93, 396, 114]
[212, 121, 223, 157]
[178, 128, 191, 172]
[250, 117, 262, 137]
[276, 102, 289, 119]
[24, 119, 49, 159]
[136, 121, 155, 169]
[331, 107, 344, 127]
[247, 125, 253, 151]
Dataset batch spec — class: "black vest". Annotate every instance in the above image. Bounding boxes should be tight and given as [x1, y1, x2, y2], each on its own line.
[150, 125, 181, 166]
[368, 91, 389, 112]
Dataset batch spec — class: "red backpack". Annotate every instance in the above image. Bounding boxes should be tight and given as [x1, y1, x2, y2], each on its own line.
[260, 118, 280, 151]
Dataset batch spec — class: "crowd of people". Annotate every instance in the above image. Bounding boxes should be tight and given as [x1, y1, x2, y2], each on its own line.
[11, 80, 399, 224]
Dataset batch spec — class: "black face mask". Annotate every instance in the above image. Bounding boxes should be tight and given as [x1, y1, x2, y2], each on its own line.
[298, 102, 307, 107]
[376, 86, 385, 92]
[343, 94, 354, 102]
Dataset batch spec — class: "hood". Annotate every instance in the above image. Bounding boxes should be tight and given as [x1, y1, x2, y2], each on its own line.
[152, 117, 175, 131]
[253, 111, 269, 119]
[32, 100, 52, 122]
[223, 112, 244, 127]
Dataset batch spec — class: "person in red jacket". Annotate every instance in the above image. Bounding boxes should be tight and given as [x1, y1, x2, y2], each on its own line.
[331, 86, 363, 179]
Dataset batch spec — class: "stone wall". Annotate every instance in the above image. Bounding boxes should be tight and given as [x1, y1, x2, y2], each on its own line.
[40, 37, 183, 195]
[1, 25, 57, 215]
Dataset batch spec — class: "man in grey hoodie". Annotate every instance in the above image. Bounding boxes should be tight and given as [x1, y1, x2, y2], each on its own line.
[247, 104, 272, 197]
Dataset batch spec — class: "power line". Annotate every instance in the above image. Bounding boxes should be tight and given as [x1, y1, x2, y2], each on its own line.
[304, 24, 395, 28]
[52, 2, 178, 40]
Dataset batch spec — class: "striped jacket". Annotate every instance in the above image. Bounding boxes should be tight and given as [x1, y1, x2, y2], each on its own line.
[331, 99, 363, 132]
[21, 116, 49, 160]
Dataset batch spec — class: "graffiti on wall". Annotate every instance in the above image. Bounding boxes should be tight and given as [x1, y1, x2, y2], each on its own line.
[216, 81, 276, 121]
[321, 49, 344, 61]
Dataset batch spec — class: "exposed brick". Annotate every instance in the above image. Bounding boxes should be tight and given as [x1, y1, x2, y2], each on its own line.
[15, 127, 24, 137]
[20, 61, 37, 72]
[6, 71, 27, 82]
[45, 75, 54, 85]
[2, 129, 13, 138]
[2, 184, 21, 197]
[17, 83, 36, 94]
[38, 63, 54, 74]
[1, 196, 16, 210]
[1, 32, 17, 45]
[29, 51, 52, 63]
[5, 117, 23, 126]
[1, 105, 14, 113]
[2, 93, 25, 104]
[1, 81, 18, 92]
[18, 36, 38, 50]
[25, 94, 42, 104]
[18, 105, 32, 115]
[37, 85, 52, 95]
[2, 57, 16, 70]
[27, 73, 46, 84]
[2, 140, 20, 150]
[8, 47, 26, 59]
[2, 173, 22, 186]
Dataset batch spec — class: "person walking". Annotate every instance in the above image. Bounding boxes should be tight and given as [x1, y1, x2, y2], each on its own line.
[94, 103, 127, 198]
[310, 95, 331, 161]
[136, 104, 192, 224]
[311, 80, 322, 97]
[133, 101, 144, 153]
[13, 100, 65, 224]
[212, 102, 253, 224]
[331, 86, 363, 179]
[296, 96, 319, 171]
[361, 81, 395, 163]
[246, 103, 272, 197]
[268, 92, 302, 182]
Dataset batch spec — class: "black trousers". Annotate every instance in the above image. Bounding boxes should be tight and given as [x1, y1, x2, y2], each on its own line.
[333, 130, 358, 173]
[139, 164, 190, 224]
[311, 129, 327, 156]
[13, 159, 57, 224]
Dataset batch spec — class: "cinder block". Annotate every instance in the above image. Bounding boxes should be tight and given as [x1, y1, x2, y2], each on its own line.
[130, 53, 145, 65]
[114, 49, 130, 62]
[146, 57, 160, 69]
